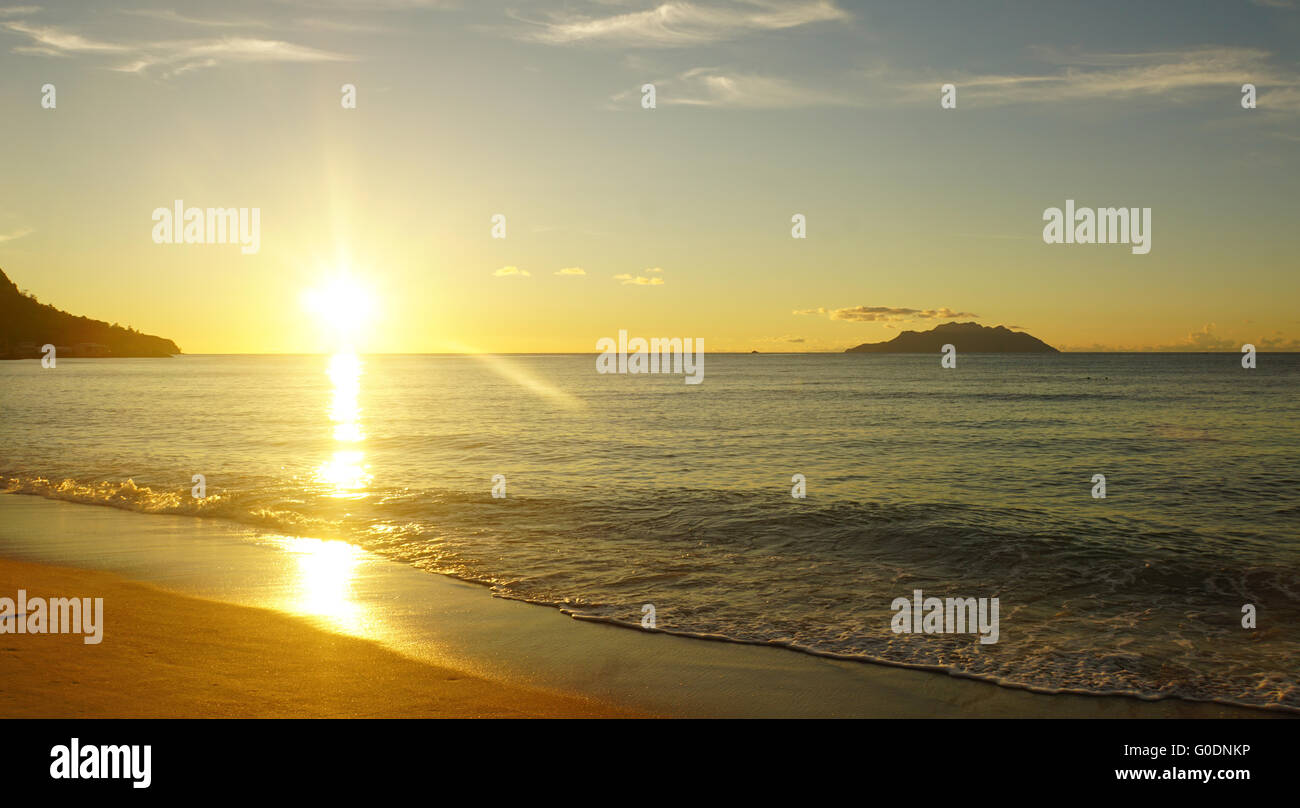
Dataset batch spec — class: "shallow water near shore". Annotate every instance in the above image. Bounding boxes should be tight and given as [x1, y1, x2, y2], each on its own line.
[0, 494, 1284, 718]
[1, 353, 1297, 712]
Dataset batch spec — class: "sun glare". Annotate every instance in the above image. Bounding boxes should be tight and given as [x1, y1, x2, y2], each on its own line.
[302, 275, 376, 346]
[315, 351, 371, 498]
[277, 536, 369, 633]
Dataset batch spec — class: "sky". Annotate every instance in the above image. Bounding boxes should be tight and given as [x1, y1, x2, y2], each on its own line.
[0, 0, 1297, 353]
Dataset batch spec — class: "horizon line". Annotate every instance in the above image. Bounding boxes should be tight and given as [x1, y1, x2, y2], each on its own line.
[133, 350, 1300, 356]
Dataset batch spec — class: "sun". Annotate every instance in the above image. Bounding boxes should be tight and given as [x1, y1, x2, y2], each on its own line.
[301, 275, 376, 346]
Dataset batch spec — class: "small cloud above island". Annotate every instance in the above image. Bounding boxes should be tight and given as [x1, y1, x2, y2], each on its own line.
[795, 305, 978, 323]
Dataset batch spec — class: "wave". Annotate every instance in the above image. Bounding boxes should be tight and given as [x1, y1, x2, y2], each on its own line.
[1, 474, 339, 538]
[554, 609, 1300, 713]
[3, 471, 1296, 714]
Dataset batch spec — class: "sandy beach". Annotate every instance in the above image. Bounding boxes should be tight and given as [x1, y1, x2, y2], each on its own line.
[0, 557, 637, 718]
[0, 493, 1289, 719]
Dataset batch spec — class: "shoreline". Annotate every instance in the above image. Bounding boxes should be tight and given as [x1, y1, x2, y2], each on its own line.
[0, 493, 1289, 719]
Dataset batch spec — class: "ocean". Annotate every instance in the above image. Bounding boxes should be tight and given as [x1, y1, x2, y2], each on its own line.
[2, 352, 1297, 711]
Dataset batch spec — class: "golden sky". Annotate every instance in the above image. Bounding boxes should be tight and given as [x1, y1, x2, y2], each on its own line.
[1, 1, 1298, 353]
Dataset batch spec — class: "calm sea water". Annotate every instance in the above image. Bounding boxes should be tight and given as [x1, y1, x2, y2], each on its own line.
[2, 353, 1297, 710]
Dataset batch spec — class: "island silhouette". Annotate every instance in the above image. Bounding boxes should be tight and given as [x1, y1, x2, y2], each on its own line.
[845, 322, 1058, 353]
[0, 268, 180, 359]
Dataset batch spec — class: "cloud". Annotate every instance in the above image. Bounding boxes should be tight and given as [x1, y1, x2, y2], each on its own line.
[645, 266, 663, 273]
[1058, 323, 1300, 352]
[117, 9, 270, 28]
[796, 305, 977, 323]
[674, 68, 858, 107]
[1165, 323, 1235, 351]
[0, 226, 34, 243]
[613, 67, 859, 108]
[831, 306, 977, 323]
[916, 46, 1300, 110]
[554, 267, 586, 276]
[115, 38, 351, 76]
[1258, 86, 1300, 112]
[0, 6, 39, 18]
[517, 1, 848, 48]
[493, 266, 530, 277]
[295, 18, 397, 33]
[1257, 333, 1300, 350]
[614, 273, 664, 285]
[1, 20, 352, 76]
[2, 21, 128, 53]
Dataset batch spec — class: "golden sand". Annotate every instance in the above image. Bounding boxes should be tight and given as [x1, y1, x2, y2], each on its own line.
[0, 558, 639, 718]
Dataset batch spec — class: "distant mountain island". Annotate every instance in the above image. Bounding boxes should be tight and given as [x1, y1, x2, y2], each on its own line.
[0, 268, 180, 359]
[845, 322, 1059, 353]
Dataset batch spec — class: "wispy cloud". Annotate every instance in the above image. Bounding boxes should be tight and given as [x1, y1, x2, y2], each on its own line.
[117, 9, 270, 28]
[611, 67, 858, 108]
[913, 46, 1299, 110]
[796, 305, 978, 323]
[494, 266, 530, 277]
[3, 21, 128, 53]
[517, 0, 847, 47]
[116, 38, 350, 75]
[0, 226, 34, 243]
[554, 267, 586, 276]
[1, 19, 352, 76]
